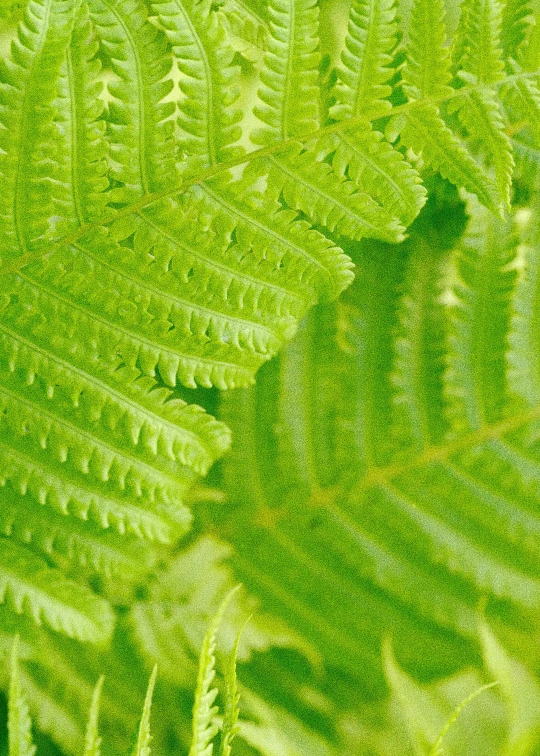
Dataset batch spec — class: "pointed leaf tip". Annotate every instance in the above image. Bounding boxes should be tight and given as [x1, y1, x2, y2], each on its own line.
[220, 614, 250, 756]
[83, 675, 105, 756]
[8, 636, 36, 756]
[132, 666, 158, 756]
[190, 586, 242, 756]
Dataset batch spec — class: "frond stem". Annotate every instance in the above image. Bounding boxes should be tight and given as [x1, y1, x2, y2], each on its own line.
[1, 70, 537, 278]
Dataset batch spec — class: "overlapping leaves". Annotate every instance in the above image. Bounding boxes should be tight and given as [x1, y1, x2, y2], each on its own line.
[210, 185, 540, 722]
[1, 0, 540, 754]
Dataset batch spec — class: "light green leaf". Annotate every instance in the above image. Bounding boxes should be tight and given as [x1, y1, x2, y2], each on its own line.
[0, 539, 115, 643]
[253, 0, 320, 144]
[403, 0, 453, 101]
[8, 637, 36, 756]
[480, 624, 540, 756]
[219, 618, 248, 756]
[429, 682, 499, 756]
[189, 587, 240, 756]
[83, 676, 104, 756]
[330, 0, 398, 120]
[132, 666, 158, 756]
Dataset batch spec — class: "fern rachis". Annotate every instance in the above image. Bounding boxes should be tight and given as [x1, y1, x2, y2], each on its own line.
[0, 0, 540, 755]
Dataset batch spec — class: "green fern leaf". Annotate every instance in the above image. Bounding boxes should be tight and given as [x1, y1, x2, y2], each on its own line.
[501, 0, 535, 60]
[209, 189, 540, 706]
[86, 0, 179, 200]
[8, 638, 36, 756]
[252, 0, 320, 144]
[330, 0, 398, 121]
[453, 0, 505, 84]
[219, 619, 246, 756]
[0, 539, 114, 642]
[0, 491, 152, 579]
[517, 0, 540, 71]
[396, 0, 524, 212]
[0, 0, 80, 260]
[83, 676, 104, 756]
[251, 141, 406, 243]
[390, 104, 502, 213]
[402, 0, 453, 102]
[189, 587, 239, 756]
[51, 1, 109, 233]
[1, 6, 540, 752]
[150, 0, 243, 171]
[326, 125, 426, 227]
[448, 91, 514, 209]
[131, 666, 157, 756]
[445, 194, 517, 432]
[500, 68, 540, 177]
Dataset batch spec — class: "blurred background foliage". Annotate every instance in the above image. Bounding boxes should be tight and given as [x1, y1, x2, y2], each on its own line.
[2, 0, 540, 754]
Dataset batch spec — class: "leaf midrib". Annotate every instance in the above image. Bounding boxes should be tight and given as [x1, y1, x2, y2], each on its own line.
[348, 398, 540, 498]
[2, 69, 538, 279]
[0, 319, 217, 467]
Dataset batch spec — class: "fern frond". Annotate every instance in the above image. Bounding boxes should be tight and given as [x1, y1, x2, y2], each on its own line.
[252, 0, 320, 144]
[150, 0, 243, 172]
[0, 491, 153, 580]
[210, 193, 540, 703]
[320, 126, 426, 227]
[330, 0, 398, 121]
[88, 0, 177, 201]
[453, 0, 505, 84]
[51, 1, 109, 235]
[0, 325, 193, 506]
[501, 0, 535, 60]
[402, 0, 453, 102]
[253, 142, 405, 243]
[189, 587, 239, 756]
[518, 2, 540, 71]
[83, 676, 103, 756]
[0, 0, 364, 644]
[390, 104, 502, 214]
[0, 539, 114, 642]
[7, 627, 146, 756]
[448, 89, 514, 208]
[391, 234, 448, 454]
[8, 638, 36, 756]
[1, 0, 540, 735]
[500, 69, 540, 174]
[219, 623, 243, 756]
[0, 440, 180, 543]
[131, 666, 157, 756]
[445, 195, 517, 432]
[392, 0, 531, 212]
[0, 314, 228, 473]
[0, 0, 80, 259]
[178, 175, 355, 305]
